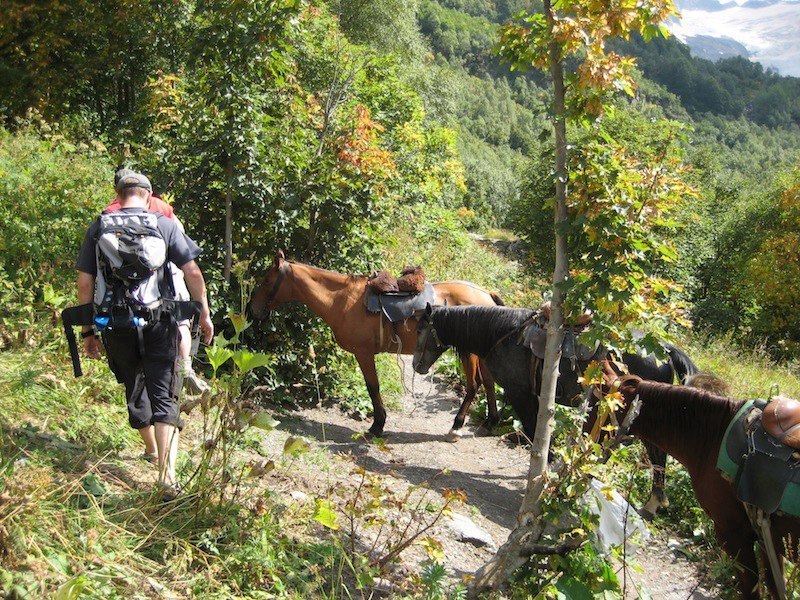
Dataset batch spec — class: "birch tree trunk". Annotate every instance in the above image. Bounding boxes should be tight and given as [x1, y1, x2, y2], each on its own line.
[468, 0, 569, 592]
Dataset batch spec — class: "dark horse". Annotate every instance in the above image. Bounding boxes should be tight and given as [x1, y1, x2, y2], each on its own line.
[611, 375, 800, 599]
[249, 251, 504, 438]
[412, 304, 699, 516]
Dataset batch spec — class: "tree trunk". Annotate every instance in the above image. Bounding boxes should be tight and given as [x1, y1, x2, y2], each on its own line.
[468, 0, 569, 593]
[306, 204, 317, 260]
[520, 0, 569, 515]
[224, 158, 233, 285]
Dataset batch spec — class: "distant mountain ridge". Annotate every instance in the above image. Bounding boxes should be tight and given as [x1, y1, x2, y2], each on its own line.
[672, 0, 800, 75]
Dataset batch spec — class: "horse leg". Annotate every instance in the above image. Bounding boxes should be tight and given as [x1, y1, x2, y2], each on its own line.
[447, 353, 479, 442]
[510, 390, 538, 445]
[640, 444, 669, 520]
[354, 352, 386, 437]
[716, 528, 761, 599]
[480, 359, 499, 428]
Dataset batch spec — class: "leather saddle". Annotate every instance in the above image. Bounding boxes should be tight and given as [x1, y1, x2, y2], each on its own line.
[720, 399, 800, 516]
[519, 303, 602, 364]
[365, 282, 435, 323]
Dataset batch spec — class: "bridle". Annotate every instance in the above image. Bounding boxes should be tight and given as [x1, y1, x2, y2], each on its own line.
[261, 260, 290, 316]
[589, 375, 642, 446]
[416, 317, 448, 370]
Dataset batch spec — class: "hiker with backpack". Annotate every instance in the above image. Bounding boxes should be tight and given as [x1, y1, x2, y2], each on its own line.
[107, 168, 208, 396]
[75, 171, 213, 499]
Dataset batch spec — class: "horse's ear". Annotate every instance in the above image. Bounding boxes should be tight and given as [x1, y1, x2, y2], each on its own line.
[274, 249, 285, 267]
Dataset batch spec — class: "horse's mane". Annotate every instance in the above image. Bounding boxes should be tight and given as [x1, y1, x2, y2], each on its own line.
[431, 305, 535, 357]
[633, 380, 743, 453]
[287, 260, 368, 282]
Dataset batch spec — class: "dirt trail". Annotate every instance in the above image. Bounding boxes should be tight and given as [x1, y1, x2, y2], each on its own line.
[281, 355, 719, 598]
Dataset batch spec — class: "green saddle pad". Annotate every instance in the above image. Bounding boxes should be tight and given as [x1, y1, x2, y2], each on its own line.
[718, 400, 800, 517]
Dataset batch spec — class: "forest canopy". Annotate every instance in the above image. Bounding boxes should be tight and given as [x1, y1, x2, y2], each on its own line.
[1, 0, 799, 357]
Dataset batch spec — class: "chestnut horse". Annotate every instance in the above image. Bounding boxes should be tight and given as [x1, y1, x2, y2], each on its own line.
[249, 251, 505, 438]
[609, 375, 800, 599]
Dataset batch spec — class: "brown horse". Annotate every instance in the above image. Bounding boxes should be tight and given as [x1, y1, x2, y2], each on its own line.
[608, 374, 800, 599]
[249, 251, 505, 438]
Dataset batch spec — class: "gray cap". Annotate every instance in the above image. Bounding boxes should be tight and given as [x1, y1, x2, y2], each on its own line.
[116, 171, 152, 192]
[114, 167, 135, 190]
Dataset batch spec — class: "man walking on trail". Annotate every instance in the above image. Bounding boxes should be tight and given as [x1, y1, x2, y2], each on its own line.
[75, 171, 213, 499]
[106, 168, 209, 397]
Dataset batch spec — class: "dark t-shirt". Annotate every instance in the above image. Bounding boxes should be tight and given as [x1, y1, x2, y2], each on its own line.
[75, 208, 201, 276]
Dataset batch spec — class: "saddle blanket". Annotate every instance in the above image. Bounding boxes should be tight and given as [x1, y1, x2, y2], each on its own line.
[718, 400, 800, 516]
[365, 282, 435, 323]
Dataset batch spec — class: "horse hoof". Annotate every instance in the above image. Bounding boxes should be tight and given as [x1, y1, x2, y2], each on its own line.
[445, 429, 462, 443]
[636, 506, 656, 521]
[640, 495, 666, 519]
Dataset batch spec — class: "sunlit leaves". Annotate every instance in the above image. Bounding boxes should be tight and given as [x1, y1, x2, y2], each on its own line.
[230, 313, 250, 335]
[419, 536, 445, 561]
[313, 499, 340, 530]
[250, 411, 280, 431]
[206, 312, 274, 376]
[741, 167, 800, 354]
[498, 0, 676, 120]
[206, 345, 234, 376]
[232, 349, 273, 374]
[283, 436, 311, 456]
[565, 123, 695, 342]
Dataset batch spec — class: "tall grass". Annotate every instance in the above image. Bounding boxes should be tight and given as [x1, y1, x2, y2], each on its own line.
[0, 349, 355, 598]
[684, 331, 800, 399]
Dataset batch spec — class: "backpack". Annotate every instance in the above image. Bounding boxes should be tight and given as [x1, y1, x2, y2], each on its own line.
[94, 210, 172, 313]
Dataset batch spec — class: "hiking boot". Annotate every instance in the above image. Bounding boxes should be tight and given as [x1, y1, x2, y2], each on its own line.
[140, 451, 158, 466]
[157, 482, 181, 503]
[181, 365, 209, 395]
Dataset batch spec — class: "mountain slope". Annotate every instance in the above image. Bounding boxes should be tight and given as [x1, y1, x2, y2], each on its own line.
[671, 0, 800, 75]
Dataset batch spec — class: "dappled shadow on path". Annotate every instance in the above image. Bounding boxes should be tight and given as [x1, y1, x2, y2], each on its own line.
[280, 412, 526, 530]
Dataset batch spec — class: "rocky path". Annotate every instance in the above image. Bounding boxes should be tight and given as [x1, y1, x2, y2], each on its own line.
[280, 356, 720, 598]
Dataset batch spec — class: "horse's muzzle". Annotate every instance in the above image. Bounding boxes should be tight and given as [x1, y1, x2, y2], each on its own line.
[412, 356, 430, 375]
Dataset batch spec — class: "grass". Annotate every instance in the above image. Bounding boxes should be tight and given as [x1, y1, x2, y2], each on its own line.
[684, 331, 800, 399]
[0, 348, 359, 599]
[380, 208, 545, 309]
[0, 343, 470, 599]
[481, 227, 519, 242]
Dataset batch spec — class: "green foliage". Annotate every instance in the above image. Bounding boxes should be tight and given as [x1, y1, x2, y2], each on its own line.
[337, 0, 427, 61]
[509, 103, 694, 348]
[617, 34, 800, 129]
[0, 124, 111, 345]
[418, 0, 499, 74]
[0, 0, 189, 129]
[676, 162, 800, 357]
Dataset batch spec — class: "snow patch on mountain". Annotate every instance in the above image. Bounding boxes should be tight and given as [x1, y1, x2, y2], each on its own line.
[671, 1, 800, 76]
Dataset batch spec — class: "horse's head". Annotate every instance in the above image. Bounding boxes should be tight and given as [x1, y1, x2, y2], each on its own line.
[412, 304, 448, 375]
[589, 371, 644, 436]
[554, 358, 586, 407]
[249, 250, 292, 320]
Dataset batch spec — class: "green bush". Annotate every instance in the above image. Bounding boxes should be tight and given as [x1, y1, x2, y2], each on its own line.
[0, 125, 112, 345]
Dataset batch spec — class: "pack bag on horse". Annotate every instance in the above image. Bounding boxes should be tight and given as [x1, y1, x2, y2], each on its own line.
[411, 302, 702, 518]
[605, 375, 800, 599]
[248, 251, 504, 439]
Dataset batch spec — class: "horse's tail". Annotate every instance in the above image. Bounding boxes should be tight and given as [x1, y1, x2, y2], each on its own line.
[667, 344, 700, 384]
[490, 292, 505, 306]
